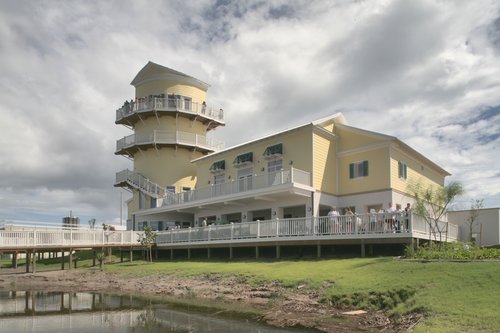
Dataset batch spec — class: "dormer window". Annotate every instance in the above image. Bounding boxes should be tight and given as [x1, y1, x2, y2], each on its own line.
[233, 152, 253, 166]
[263, 143, 283, 158]
[210, 160, 226, 173]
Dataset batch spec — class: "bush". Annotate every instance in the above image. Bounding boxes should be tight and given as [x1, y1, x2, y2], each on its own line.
[405, 243, 500, 260]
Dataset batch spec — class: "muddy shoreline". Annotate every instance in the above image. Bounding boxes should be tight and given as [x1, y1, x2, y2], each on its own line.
[0, 268, 415, 332]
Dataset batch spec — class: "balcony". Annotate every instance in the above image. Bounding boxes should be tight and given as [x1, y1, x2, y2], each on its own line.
[115, 130, 225, 156]
[160, 168, 312, 208]
[116, 97, 224, 130]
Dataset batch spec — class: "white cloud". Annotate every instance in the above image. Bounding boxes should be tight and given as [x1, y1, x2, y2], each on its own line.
[0, 0, 499, 225]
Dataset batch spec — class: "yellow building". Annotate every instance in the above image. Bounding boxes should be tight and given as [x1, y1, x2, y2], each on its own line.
[115, 62, 449, 232]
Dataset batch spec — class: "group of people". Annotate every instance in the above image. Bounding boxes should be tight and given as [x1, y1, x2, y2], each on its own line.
[325, 202, 412, 233]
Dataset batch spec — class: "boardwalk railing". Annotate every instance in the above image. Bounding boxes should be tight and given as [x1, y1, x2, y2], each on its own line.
[0, 230, 143, 250]
[156, 213, 459, 246]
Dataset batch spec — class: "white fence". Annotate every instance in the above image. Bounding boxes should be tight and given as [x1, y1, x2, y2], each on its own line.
[0, 230, 142, 250]
[156, 213, 459, 246]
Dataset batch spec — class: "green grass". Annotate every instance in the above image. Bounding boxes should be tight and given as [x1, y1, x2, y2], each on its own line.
[4, 253, 499, 332]
[105, 257, 500, 332]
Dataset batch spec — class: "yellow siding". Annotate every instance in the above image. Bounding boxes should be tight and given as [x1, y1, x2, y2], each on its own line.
[338, 147, 390, 195]
[336, 126, 386, 152]
[134, 147, 203, 191]
[390, 148, 445, 194]
[195, 126, 312, 188]
[135, 115, 206, 135]
[312, 131, 336, 193]
[136, 80, 207, 105]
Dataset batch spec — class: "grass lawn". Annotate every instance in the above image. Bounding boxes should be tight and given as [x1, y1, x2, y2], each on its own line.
[4, 254, 499, 332]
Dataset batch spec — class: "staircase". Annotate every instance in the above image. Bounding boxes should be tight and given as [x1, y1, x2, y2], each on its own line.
[115, 169, 166, 199]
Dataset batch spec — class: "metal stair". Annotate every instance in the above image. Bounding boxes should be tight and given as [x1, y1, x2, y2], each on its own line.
[115, 169, 166, 199]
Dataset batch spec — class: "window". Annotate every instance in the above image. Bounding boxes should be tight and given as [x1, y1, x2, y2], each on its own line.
[263, 143, 283, 157]
[398, 161, 408, 180]
[268, 159, 283, 173]
[237, 167, 253, 191]
[166, 185, 176, 193]
[214, 173, 225, 184]
[349, 160, 369, 179]
[150, 197, 157, 208]
[183, 97, 192, 111]
[139, 192, 145, 209]
[233, 152, 253, 165]
[267, 159, 283, 185]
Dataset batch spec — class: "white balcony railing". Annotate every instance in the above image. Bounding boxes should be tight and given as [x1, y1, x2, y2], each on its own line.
[116, 97, 224, 123]
[116, 130, 225, 153]
[156, 213, 459, 246]
[161, 168, 311, 207]
[115, 169, 166, 198]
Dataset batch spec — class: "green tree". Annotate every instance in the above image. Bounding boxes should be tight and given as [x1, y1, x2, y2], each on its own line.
[411, 181, 464, 244]
[137, 226, 157, 262]
[466, 199, 483, 243]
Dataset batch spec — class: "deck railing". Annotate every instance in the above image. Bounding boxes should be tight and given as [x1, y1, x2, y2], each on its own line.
[116, 130, 225, 153]
[116, 97, 224, 123]
[0, 230, 142, 250]
[161, 168, 311, 207]
[156, 212, 459, 246]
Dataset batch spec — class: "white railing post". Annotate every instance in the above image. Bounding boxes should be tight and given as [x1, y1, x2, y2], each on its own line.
[276, 218, 279, 237]
[208, 225, 212, 241]
[188, 227, 191, 243]
[257, 220, 260, 238]
[290, 167, 294, 182]
[231, 223, 234, 240]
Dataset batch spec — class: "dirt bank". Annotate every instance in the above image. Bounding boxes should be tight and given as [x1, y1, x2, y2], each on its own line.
[0, 269, 419, 332]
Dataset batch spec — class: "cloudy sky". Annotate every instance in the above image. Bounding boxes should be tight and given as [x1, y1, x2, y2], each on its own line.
[0, 0, 499, 226]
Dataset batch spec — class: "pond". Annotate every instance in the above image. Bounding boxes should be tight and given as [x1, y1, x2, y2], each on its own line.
[0, 291, 315, 333]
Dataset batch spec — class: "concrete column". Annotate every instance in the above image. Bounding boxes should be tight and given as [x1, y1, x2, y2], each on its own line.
[187, 248, 191, 260]
[170, 249, 174, 260]
[120, 249, 124, 263]
[93, 251, 96, 267]
[130, 248, 133, 262]
[317, 244, 321, 258]
[361, 241, 365, 258]
[255, 246, 259, 259]
[276, 245, 280, 259]
[229, 247, 233, 259]
[207, 248, 211, 259]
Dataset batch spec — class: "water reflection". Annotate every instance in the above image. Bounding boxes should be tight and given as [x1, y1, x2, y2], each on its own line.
[0, 291, 313, 333]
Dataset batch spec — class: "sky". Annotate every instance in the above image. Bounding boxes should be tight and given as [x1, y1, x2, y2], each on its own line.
[0, 0, 499, 226]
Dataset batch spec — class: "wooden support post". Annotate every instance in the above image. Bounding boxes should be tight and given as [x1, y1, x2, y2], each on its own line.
[317, 244, 321, 258]
[32, 251, 37, 273]
[12, 252, 18, 268]
[276, 245, 280, 259]
[170, 248, 174, 260]
[92, 251, 96, 267]
[25, 252, 31, 273]
[255, 246, 259, 259]
[361, 241, 365, 258]
[69, 250, 73, 270]
[120, 249, 124, 263]
[61, 250, 65, 270]
[187, 248, 191, 260]
[207, 248, 211, 259]
[229, 247, 233, 260]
